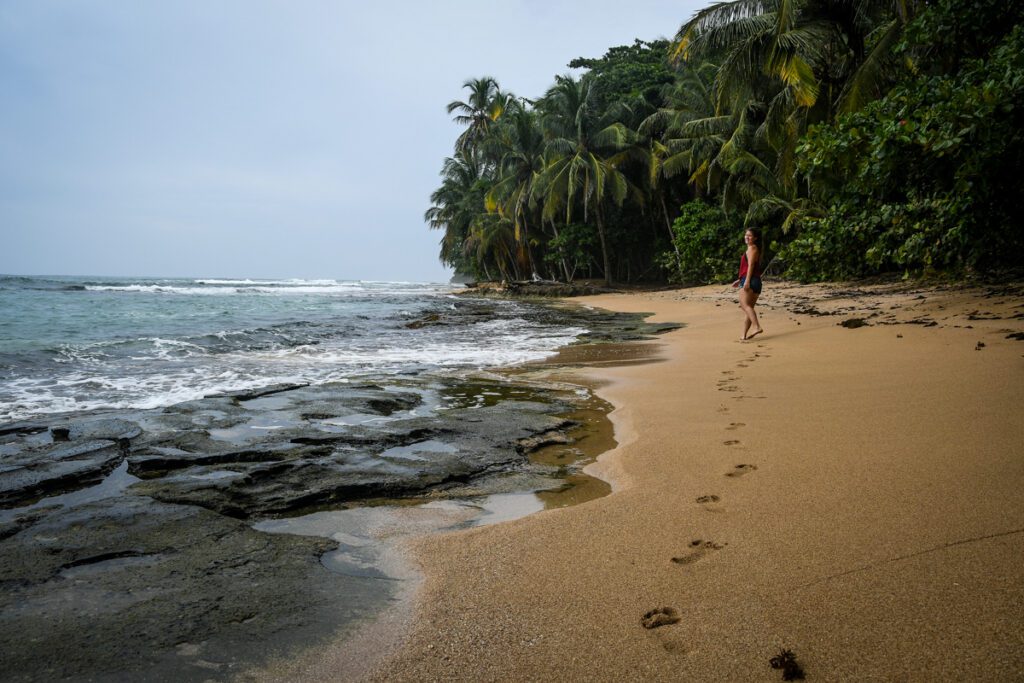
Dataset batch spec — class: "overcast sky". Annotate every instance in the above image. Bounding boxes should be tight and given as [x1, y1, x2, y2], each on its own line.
[1, 1, 707, 282]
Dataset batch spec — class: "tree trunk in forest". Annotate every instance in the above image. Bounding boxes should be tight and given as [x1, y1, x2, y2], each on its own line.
[595, 207, 613, 287]
[661, 194, 682, 274]
[518, 204, 535, 278]
[550, 219, 572, 282]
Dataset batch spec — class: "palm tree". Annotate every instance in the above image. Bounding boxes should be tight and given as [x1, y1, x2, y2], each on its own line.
[485, 107, 546, 277]
[674, 0, 919, 120]
[534, 75, 642, 286]
[670, 0, 919, 222]
[446, 77, 515, 158]
[463, 214, 519, 281]
[424, 153, 490, 275]
[641, 61, 725, 211]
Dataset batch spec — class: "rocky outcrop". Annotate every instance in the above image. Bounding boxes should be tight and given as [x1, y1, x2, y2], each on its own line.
[0, 419, 138, 508]
[0, 376, 586, 680]
[458, 280, 613, 298]
[0, 496, 355, 681]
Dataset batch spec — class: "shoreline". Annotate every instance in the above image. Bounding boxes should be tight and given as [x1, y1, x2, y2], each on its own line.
[241, 337, 662, 682]
[348, 279, 1024, 681]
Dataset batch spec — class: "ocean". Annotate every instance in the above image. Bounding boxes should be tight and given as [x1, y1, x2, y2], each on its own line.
[0, 275, 587, 422]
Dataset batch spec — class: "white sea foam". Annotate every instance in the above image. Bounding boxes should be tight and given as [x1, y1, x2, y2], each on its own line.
[194, 278, 347, 286]
[85, 282, 450, 297]
[307, 327, 587, 370]
[1, 278, 591, 421]
[0, 368, 307, 421]
[1, 324, 585, 421]
[86, 285, 236, 295]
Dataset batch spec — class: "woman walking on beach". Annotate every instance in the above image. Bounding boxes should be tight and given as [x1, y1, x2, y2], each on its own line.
[732, 227, 764, 341]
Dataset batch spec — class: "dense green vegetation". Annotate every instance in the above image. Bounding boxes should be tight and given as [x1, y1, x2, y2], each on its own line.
[427, 0, 1024, 285]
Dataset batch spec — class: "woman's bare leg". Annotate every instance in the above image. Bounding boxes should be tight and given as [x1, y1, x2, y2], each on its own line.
[739, 289, 762, 340]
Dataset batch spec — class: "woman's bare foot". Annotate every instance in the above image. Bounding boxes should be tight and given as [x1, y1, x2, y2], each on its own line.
[743, 328, 763, 341]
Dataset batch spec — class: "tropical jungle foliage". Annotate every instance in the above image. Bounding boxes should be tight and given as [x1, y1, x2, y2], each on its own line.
[427, 0, 1024, 284]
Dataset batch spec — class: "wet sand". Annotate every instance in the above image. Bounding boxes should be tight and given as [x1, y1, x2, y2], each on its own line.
[288, 280, 1024, 681]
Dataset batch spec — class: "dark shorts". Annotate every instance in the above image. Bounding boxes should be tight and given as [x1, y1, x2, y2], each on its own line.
[739, 276, 762, 294]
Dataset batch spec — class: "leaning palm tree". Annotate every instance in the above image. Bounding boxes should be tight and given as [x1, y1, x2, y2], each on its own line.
[463, 213, 519, 281]
[534, 75, 642, 286]
[425, 153, 490, 273]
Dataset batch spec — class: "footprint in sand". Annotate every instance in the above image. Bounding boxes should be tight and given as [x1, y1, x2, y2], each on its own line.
[641, 607, 681, 629]
[726, 422, 745, 430]
[737, 363, 749, 368]
[696, 494, 724, 512]
[723, 440, 741, 446]
[671, 539, 725, 565]
[725, 464, 758, 477]
[721, 370, 735, 375]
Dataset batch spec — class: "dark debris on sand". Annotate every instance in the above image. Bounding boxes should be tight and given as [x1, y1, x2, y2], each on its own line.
[770, 648, 807, 680]
[641, 606, 681, 629]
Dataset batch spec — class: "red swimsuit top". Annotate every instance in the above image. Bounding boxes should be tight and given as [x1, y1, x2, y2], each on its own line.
[738, 253, 763, 279]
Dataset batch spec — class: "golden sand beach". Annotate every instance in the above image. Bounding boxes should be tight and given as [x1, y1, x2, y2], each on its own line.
[273, 281, 1024, 681]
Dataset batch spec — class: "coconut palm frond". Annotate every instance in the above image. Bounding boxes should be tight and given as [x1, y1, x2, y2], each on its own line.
[591, 122, 633, 150]
[713, 31, 771, 113]
[679, 115, 736, 139]
[638, 109, 673, 137]
[544, 137, 575, 158]
[772, 22, 837, 67]
[837, 17, 904, 114]
[768, 51, 819, 107]
[774, 0, 796, 34]
[689, 158, 711, 187]
[686, 13, 777, 59]
[663, 151, 695, 179]
[673, 0, 776, 61]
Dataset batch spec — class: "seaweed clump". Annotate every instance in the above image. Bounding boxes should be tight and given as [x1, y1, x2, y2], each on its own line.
[769, 648, 806, 680]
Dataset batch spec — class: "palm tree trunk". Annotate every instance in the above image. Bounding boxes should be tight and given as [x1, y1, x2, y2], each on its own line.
[661, 194, 683, 273]
[519, 213, 534, 278]
[516, 198, 536, 278]
[595, 207, 613, 287]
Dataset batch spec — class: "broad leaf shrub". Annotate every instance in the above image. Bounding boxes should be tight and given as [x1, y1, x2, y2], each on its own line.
[780, 18, 1024, 280]
[661, 200, 741, 284]
[544, 223, 598, 280]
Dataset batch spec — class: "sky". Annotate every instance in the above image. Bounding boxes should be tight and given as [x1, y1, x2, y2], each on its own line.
[0, 1, 707, 283]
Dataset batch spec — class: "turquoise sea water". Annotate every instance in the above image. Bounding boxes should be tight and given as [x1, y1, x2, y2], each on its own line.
[0, 275, 585, 422]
